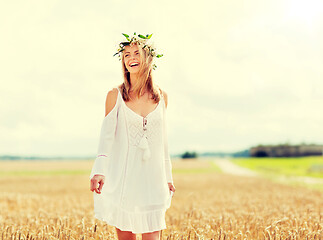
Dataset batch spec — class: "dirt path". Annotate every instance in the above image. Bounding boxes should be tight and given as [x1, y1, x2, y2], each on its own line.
[274, 174, 323, 184]
[213, 157, 323, 185]
[213, 157, 259, 177]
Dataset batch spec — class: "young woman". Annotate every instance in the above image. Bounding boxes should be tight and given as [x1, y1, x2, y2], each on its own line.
[89, 33, 175, 240]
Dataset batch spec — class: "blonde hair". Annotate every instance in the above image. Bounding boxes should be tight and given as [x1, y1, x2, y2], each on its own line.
[118, 43, 161, 103]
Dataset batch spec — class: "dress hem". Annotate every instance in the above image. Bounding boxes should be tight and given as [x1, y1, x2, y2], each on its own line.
[94, 210, 168, 234]
[93, 198, 171, 234]
[94, 214, 167, 234]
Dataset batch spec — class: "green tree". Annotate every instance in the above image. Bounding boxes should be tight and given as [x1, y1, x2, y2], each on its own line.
[181, 151, 198, 159]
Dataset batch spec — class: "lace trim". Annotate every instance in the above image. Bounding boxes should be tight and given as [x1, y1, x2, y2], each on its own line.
[125, 108, 163, 147]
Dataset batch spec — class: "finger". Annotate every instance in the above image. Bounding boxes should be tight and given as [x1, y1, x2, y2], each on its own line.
[98, 181, 104, 192]
[90, 178, 100, 192]
[90, 181, 97, 191]
[94, 182, 101, 194]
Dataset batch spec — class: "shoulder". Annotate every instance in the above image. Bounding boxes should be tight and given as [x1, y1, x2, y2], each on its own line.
[105, 88, 119, 117]
[107, 87, 118, 99]
[162, 90, 168, 108]
[160, 89, 168, 109]
[155, 84, 168, 108]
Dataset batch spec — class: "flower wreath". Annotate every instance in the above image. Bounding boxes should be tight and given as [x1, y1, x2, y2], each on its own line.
[113, 32, 163, 70]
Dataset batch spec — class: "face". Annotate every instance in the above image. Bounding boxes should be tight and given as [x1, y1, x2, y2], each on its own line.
[123, 44, 141, 74]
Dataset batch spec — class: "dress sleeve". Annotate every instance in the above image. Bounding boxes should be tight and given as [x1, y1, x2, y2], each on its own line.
[162, 97, 174, 184]
[89, 93, 119, 180]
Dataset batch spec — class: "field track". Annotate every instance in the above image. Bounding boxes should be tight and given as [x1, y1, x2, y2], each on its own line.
[0, 160, 322, 239]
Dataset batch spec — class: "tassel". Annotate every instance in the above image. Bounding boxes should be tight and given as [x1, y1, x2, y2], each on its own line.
[138, 135, 151, 161]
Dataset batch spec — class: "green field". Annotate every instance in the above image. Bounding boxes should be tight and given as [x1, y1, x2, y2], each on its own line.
[232, 156, 323, 178]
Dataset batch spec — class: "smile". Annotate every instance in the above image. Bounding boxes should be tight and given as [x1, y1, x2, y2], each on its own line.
[129, 62, 140, 67]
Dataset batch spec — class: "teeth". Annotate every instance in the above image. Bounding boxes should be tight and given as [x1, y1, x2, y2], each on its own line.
[130, 63, 139, 67]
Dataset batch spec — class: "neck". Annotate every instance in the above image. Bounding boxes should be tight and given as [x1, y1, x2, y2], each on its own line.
[129, 72, 139, 87]
[128, 73, 143, 98]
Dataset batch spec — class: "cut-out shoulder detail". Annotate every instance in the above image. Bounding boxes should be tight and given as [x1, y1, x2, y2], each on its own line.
[162, 90, 168, 109]
[157, 86, 163, 96]
[105, 88, 118, 117]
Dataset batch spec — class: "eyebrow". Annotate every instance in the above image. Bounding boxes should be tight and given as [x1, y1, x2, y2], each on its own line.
[124, 50, 139, 54]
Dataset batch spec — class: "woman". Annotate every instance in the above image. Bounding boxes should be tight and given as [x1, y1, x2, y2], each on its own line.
[89, 33, 176, 240]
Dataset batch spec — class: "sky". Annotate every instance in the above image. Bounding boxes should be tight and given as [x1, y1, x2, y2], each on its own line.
[0, 0, 323, 157]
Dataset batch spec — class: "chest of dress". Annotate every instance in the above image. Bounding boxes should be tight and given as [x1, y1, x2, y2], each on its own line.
[123, 103, 163, 147]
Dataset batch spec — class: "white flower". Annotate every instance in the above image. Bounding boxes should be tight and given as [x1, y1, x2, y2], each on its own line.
[114, 33, 163, 69]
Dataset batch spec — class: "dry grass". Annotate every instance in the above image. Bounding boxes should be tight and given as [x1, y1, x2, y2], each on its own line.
[0, 160, 322, 239]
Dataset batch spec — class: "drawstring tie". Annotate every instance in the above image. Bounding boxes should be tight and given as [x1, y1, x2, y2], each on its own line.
[138, 134, 151, 161]
[138, 117, 150, 162]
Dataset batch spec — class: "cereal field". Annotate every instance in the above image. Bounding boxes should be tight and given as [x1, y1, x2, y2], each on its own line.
[0, 159, 322, 239]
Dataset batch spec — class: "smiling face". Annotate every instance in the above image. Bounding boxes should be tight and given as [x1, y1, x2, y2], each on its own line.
[123, 44, 141, 74]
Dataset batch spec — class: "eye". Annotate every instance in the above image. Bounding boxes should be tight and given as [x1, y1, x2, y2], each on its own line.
[135, 52, 139, 55]
[125, 54, 129, 57]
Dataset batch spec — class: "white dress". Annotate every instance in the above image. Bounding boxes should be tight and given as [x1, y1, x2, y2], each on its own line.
[89, 86, 174, 234]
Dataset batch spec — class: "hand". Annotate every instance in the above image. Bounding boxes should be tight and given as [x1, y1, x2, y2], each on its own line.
[90, 174, 105, 194]
[168, 182, 176, 194]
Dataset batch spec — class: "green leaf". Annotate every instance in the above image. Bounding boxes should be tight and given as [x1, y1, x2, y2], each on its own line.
[147, 34, 153, 39]
[138, 34, 147, 39]
[134, 32, 136, 35]
[113, 52, 119, 57]
[156, 54, 163, 58]
[122, 33, 130, 41]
